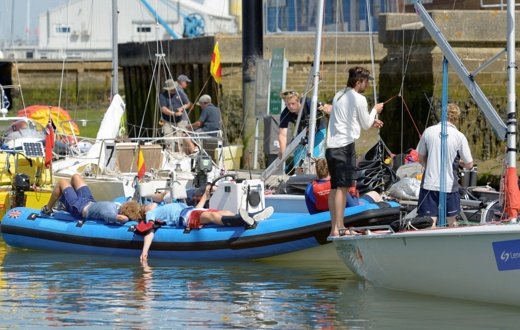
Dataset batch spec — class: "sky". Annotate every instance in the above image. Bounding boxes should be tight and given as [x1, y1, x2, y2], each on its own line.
[1, 0, 69, 43]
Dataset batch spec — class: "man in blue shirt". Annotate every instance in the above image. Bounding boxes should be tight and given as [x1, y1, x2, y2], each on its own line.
[184, 94, 222, 155]
[159, 79, 190, 150]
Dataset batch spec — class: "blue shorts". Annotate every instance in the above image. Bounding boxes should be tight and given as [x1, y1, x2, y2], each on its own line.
[60, 186, 96, 219]
[325, 143, 356, 189]
[417, 188, 460, 217]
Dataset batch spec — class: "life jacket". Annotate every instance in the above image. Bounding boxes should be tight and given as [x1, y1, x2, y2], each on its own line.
[312, 179, 331, 211]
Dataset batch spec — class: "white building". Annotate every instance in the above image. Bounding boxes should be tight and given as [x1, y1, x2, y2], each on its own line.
[6, 0, 239, 60]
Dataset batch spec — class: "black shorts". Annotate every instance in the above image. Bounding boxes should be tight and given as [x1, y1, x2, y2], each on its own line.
[325, 143, 356, 189]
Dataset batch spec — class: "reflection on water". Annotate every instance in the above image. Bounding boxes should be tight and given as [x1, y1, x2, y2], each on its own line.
[0, 237, 519, 329]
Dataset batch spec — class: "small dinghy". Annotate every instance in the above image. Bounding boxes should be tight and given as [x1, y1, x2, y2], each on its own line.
[0, 179, 400, 260]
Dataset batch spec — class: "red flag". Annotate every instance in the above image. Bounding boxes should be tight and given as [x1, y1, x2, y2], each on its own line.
[210, 42, 222, 84]
[137, 148, 146, 180]
[44, 119, 55, 168]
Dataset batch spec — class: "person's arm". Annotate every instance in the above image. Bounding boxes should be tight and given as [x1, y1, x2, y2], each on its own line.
[191, 121, 202, 129]
[161, 106, 176, 117]
[358, 100, 383, 130]
[195, 185, 211, 208]
[116, 214, 129, 223]
[140, 231, 154, 261]
[418, 153, 427, 167]
[460, 136, 474, 169]
[278, 127, 288, 159]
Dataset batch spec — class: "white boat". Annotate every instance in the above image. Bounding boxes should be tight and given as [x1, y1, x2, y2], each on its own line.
[331, 0, 520, 306]
[334, 225, 520, 306]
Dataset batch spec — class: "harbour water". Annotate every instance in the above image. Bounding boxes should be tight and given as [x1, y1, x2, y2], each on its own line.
[0, 236, 519, 329]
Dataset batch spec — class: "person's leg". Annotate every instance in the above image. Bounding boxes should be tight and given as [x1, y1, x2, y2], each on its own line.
[240, 206, 274, 221]
[333, 187, 348, 234]
[417, 188, 438, 227]
[162, 121, 175, 151]
[183, 138, 198, 155]
[363, 190, 383, 203]
[70, 173, 87, 190]
[44, 178, 72, 211]
[446, 191, 461, 227]
[200, 209, 234, 225]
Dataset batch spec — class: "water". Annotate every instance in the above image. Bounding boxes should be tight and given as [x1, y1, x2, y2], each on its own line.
[0, 237, 519, 329]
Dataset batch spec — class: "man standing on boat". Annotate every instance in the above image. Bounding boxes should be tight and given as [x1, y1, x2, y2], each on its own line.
[416, 103, 473, 227]
[325, 67, 384, 237]
[176, 74, 193, 128]
[159, 79, 190, 151]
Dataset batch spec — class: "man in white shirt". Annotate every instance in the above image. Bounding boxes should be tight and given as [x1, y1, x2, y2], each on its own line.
[416, 103, 473, 227]
[325, 66, 384, 237]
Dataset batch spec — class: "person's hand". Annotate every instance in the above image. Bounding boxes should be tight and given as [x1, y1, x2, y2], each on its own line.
[319, 103, 332, 115]
[278, 150, 283, 159]
[374, 103, 384, 114]
[372, 119, 384, 129]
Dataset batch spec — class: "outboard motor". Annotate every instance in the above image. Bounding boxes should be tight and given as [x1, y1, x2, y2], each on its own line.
[193, 154, 213, 188]
[12, 173, 30, 207]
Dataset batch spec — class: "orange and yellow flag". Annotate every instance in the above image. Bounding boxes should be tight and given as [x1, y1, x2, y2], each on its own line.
[137, 148, 146, 180]
[210, 42, 222, 84]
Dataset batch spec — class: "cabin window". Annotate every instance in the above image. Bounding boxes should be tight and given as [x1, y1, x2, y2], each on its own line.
[55, 25, 71, 34]
[137, 26, 152, 33]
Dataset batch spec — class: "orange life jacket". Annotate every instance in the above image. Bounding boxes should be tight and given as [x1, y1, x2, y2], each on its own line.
[312, 179, 331, 211]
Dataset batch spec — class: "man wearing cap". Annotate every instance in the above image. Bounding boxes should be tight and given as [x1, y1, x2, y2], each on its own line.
[278, 90, 331, 160]
[177, 74, 192, 92]
[159, 79, 190, 150]
[184, 94, 222, 155]
[325, 66, 384, 237]
[416, 103, 473, 228]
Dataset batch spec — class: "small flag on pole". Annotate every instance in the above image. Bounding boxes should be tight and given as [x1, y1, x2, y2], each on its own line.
[44, 118, 55, 168]
[210, 42, 222, 84]
[137, 147, 146, 180]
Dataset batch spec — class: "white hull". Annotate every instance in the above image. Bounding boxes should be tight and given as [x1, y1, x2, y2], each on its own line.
[331, 225, 520, 306]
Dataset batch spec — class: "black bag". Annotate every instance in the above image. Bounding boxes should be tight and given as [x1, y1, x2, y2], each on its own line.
[390, 216, 434, 232]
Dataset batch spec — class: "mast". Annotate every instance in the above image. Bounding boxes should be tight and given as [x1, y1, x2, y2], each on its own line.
[306, 0, 325, 167]
[111, 0, 118, 96]
[506, 0, 516, 169]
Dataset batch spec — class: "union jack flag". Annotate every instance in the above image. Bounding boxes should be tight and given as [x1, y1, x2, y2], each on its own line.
[8, 210, 21, 218]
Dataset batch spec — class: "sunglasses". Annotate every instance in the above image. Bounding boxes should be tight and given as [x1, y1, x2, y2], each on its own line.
[280, 90, 299, 98]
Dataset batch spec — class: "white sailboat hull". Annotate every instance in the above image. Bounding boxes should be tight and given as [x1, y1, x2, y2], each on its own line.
[331, 225, 520, 306]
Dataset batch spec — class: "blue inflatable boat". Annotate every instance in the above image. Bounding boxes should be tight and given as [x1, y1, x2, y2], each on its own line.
[0, 200, 400, 260]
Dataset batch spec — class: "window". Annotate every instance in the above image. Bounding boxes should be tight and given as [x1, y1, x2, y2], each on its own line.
[55, 25, 71, 34]
[137, 26, 152, 33]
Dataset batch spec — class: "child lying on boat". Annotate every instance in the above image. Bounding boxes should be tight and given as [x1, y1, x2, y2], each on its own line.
[139, 184, 274, 261]
[41, 174, 142, 223]
[304, 158, 383, 215]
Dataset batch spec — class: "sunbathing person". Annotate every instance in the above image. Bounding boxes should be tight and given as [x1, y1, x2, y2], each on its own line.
[304, 158, 383, 215]
[139, 185, 274, 261]
[41, 173, 142, 224]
